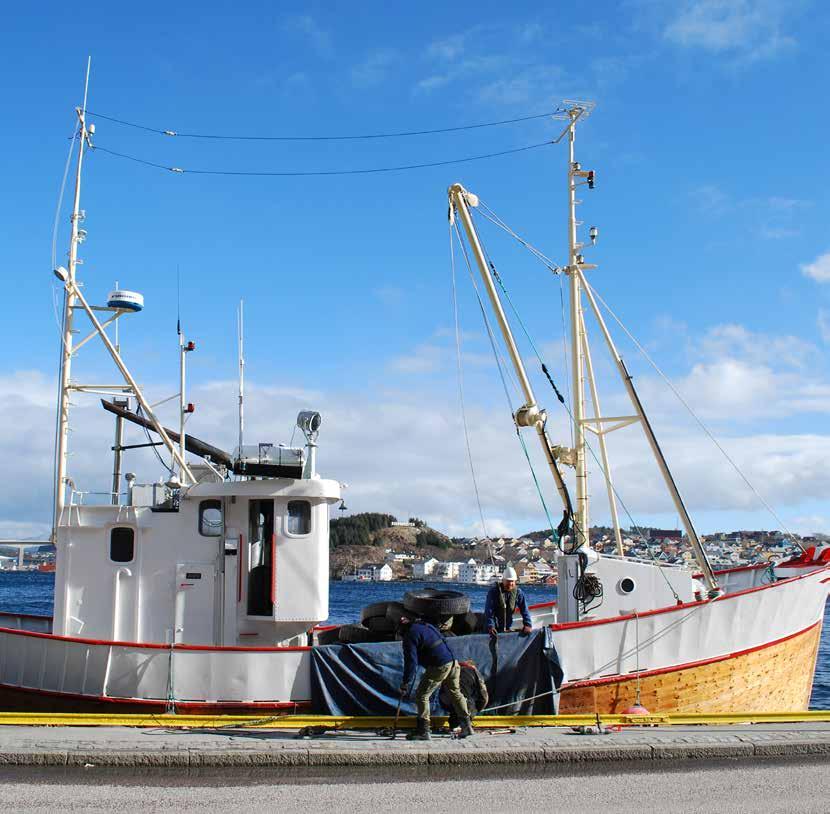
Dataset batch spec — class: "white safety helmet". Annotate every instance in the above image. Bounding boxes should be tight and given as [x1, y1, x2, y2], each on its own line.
[502, 566, 517, 582]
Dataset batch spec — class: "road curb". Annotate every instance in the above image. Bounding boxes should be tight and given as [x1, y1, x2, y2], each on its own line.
[4, 738, 830, 768]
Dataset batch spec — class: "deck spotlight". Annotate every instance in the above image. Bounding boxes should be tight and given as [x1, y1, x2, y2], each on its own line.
[297, 410, 322, 440]
[53, 266, 68, 282]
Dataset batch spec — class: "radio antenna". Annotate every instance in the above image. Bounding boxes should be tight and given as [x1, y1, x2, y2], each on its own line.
[237, 299, 244, 456]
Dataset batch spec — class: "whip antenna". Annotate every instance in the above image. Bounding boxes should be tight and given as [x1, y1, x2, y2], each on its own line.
[237, 300, 244, 456]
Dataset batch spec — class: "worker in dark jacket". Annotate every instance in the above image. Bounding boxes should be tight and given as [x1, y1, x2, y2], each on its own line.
[484, 566, 533, 635]
[399, 615, 473, 740]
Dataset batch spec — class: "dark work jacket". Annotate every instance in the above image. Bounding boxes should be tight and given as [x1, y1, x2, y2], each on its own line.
[439, 662, 488, 722]
[484, 584, 532, 632]
[401, 620, 454, 685]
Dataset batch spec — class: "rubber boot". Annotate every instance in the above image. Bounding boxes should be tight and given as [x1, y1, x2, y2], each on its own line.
[457, 715, 474, 739]
[406, 718, 431, 741]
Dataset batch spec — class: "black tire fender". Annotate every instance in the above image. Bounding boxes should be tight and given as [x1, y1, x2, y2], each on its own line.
[403, 589, 470, 618]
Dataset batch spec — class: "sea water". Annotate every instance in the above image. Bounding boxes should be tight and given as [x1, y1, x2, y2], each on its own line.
[2, 572, 828, 708]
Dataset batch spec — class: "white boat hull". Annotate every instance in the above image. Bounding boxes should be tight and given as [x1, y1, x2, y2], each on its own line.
[1, 566, 827, 714]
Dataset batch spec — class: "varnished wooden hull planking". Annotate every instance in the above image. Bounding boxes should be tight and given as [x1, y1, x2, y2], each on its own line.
[558, 620, 822, 714]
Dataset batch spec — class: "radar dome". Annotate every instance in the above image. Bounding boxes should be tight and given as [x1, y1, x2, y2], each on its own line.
[107, 290, 144, 312]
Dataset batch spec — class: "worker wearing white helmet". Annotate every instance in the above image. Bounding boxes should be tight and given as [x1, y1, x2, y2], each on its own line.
[484, 566, 533, 636]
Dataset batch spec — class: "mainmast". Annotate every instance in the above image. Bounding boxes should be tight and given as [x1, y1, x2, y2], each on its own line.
[566, 107, 590, 550]
[53, 58, 92, 542]
[560, 103, 720, 595]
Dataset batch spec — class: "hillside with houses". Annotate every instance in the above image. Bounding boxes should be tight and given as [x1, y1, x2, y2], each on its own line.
[327, 513, 811, 585]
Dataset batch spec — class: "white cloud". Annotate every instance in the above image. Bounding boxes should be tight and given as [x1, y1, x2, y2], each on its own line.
[388, 343, 444, 374]
[283, 14, 332, 56]
[6, 318, 830, 539]
[477, 65, 564, 106]
[818, 310, 830, 344]
[351, 49, 398, 88]
[425, 32, 472, 62]
[692, 323, 816, 370]
[801, 252, 830, 283]
[663, 0, 796, 62]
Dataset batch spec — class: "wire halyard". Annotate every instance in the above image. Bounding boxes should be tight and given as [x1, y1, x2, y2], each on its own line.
[86, 108, 557, 141]
[91, 140, 556, 178]
[586, 279, 805, 554]
[452, 220, 560, 544]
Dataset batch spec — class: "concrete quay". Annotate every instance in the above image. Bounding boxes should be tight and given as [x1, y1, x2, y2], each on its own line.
[2, 721, 830, 769]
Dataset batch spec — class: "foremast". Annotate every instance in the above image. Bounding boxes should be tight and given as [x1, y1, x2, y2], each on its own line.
[53, 62, 92, 543]
[52, 63, 195, 543]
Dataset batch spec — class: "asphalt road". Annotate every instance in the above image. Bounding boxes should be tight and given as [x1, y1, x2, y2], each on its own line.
[3, 757, 828, 812]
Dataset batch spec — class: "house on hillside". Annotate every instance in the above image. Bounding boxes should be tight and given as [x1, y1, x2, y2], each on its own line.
[412, 557, 439, 579]
[435, 561, 464, 581]
[357, 563, 394, 582]
[458, 560, 499, 585]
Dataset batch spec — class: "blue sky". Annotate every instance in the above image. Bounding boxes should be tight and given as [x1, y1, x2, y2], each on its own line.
[2, 1, 830, 540]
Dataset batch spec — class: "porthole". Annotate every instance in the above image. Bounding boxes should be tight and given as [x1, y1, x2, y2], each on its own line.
[110, 527, 135, 563]
[618, 577, 636, 595]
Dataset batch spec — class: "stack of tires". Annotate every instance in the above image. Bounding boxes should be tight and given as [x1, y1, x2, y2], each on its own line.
[316, 589, 485, 645]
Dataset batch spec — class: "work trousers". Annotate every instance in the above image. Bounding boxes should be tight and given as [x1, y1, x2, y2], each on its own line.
[415, 661, 468, 724]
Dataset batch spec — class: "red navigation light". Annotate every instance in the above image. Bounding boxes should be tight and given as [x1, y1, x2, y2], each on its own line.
[186, 403, 195, 413]
[587, 171, 595, 189]
[185, 341, 196, 352]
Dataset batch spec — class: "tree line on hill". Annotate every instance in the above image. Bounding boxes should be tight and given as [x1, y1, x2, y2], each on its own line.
[329, 513, 450, 549]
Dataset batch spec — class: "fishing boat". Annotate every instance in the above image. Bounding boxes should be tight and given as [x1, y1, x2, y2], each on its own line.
[0, 89, 827, 716]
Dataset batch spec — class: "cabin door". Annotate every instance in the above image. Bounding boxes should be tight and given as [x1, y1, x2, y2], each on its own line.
[174, 562, 216, 645]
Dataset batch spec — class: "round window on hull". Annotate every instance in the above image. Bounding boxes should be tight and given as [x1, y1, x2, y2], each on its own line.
[617, 577, 636, 595]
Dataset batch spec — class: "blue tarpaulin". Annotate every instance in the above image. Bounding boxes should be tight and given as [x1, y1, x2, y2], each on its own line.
[310, 629, 563, 716]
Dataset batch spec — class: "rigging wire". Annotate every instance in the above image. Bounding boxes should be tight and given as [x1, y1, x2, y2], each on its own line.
[586, 280, 804, 553]
[453, 222, 559, 539]
[467, 234, 682, 597]
[459, 211, 684, 594]
[90, 140, 555, 177]
[476, 199, 562, 274]
[85, 109, 556, 141]
[136, 403, 174, 476]
[449, 222, 491, 548]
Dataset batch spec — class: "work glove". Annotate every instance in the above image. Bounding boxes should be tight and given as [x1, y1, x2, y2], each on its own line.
[521, 625, 532, 635]
[488, 626, 497, 637]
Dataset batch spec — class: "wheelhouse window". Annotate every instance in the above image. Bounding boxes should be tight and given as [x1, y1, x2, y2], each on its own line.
[287, 500, 311, 535]
[110, 527, 135, 563]
[199, 499, 223, 537]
